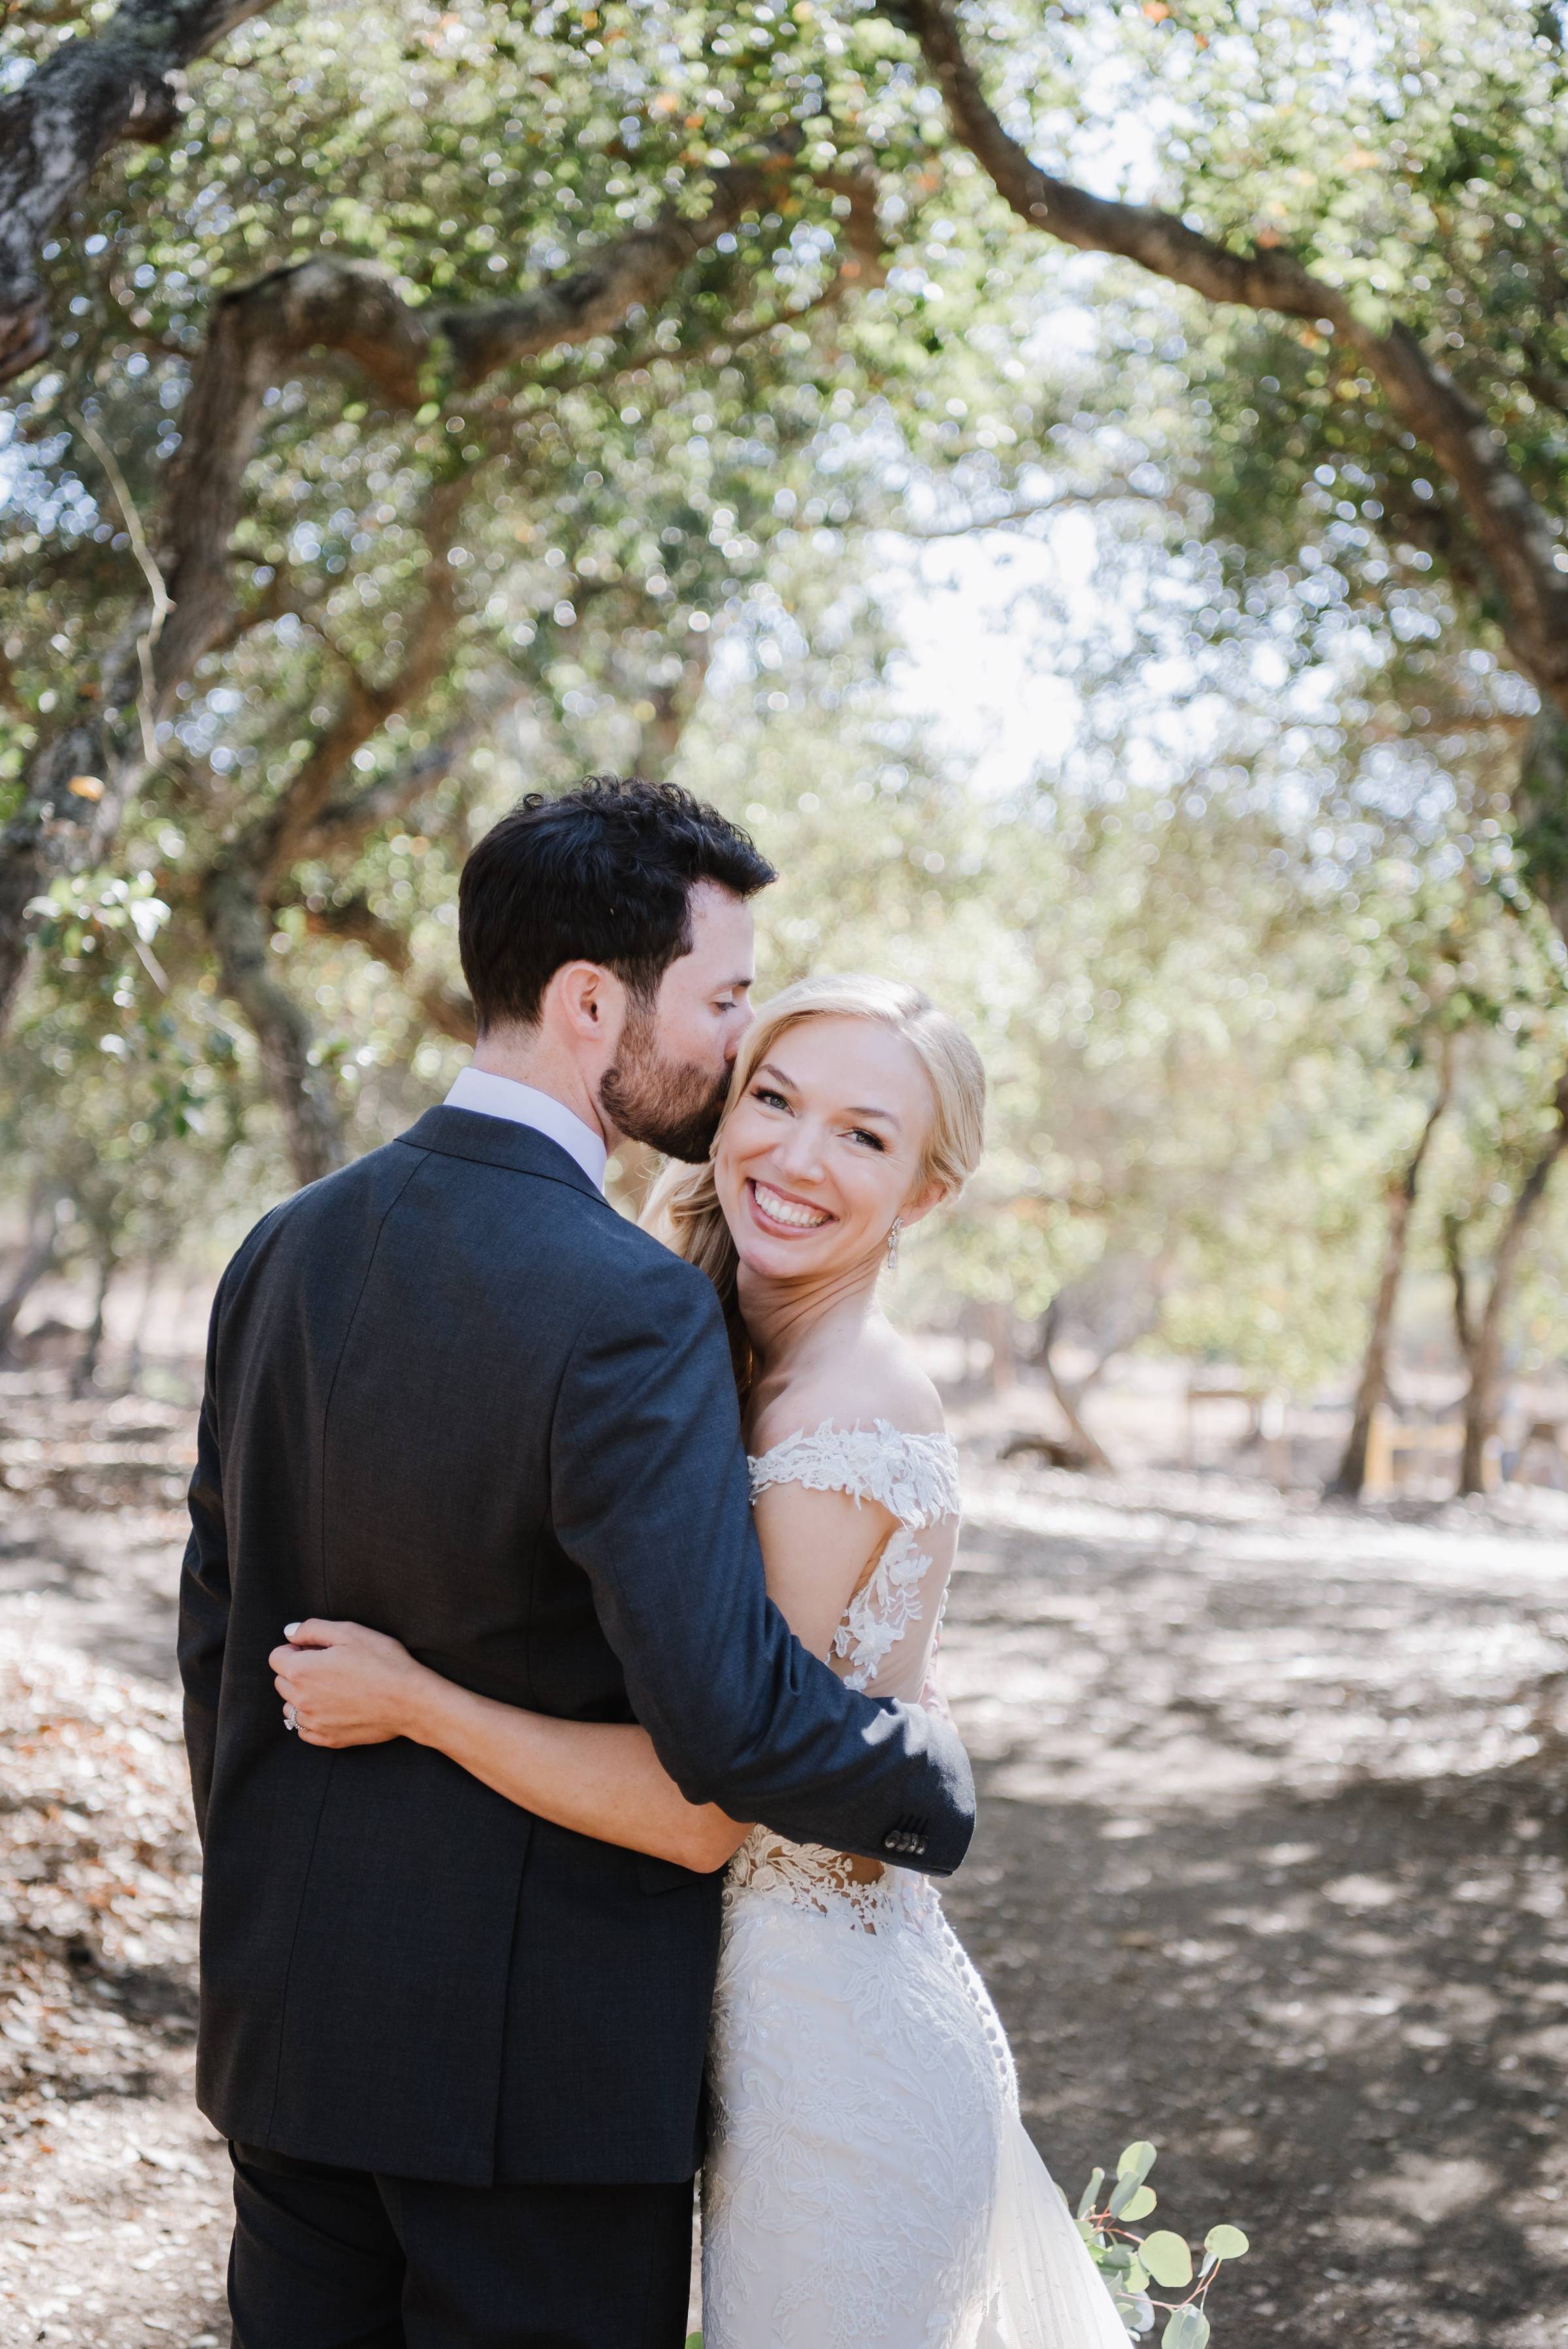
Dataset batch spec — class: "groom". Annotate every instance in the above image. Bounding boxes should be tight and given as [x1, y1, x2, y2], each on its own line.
[180, 774, 975, 2348]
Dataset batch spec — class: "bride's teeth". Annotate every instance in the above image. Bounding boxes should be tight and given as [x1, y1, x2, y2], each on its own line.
[755, 1183, 828, 1230]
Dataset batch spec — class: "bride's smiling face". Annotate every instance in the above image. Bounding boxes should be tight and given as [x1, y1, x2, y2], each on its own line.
[713, 1015, 943, 1281]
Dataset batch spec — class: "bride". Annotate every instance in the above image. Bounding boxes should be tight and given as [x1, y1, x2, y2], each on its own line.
[270, 974, 1130, 2349]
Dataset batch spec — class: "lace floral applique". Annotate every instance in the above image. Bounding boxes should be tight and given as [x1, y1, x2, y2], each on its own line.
[832, 1526, 928, 1692]
[747, 1419, 960, 1530]
[727, 1421, 964, 1939]
[725, 1826, 920, 1935]
[747, 1420, 960, 1698]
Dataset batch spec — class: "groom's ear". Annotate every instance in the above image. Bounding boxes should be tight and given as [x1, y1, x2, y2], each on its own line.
[546, 959, 625, 1043]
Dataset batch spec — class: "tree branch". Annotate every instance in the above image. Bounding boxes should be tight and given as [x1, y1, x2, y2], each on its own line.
[1442, 1223, 1475, 1392]
[192, 476, 472, 1164]
[1, 158, 811, 1031]
[602, 166, 887, 380]
[896, 481, 1173, 540]
[236, 474, 470, 895]
[0, 0, 272, 381]
[890, 0, 1568, 718]
[299, 896, 475, 1045]
[201, 862, 346, 1189]
[71, 406, 171, 762]
[297, 693, 527, 866]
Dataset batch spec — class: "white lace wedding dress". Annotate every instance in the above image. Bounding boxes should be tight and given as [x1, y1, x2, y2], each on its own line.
[700, 1421, 1132, 2349]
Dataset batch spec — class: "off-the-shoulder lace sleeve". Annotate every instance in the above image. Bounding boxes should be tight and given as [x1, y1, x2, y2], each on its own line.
[746, 1418, 960, 1529]
[747, 1420, 962, 1696]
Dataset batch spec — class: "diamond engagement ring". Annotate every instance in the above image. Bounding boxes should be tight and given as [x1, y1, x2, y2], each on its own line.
[283, 1703, 298, 1733]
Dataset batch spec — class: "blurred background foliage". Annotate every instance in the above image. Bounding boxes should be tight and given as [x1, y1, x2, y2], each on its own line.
[3, 0, 1567, 1495]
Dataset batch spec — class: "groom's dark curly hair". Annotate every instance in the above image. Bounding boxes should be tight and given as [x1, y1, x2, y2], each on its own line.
[459, 774, 776, 1034]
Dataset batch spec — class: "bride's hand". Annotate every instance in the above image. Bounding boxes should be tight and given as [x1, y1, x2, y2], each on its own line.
[269, 1618, 434, 1749]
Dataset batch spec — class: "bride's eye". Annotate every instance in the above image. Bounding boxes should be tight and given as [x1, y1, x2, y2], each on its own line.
[753, 1085, 789, 1110]
[849, 1127, 887, 1152]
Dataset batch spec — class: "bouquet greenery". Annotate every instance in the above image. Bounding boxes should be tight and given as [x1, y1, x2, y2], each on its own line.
[684, 2139, 1249, 2348]
[1077, 2141, 1250, 2345]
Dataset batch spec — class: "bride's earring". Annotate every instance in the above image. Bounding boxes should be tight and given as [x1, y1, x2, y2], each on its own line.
[886, 1217, 902, 1273]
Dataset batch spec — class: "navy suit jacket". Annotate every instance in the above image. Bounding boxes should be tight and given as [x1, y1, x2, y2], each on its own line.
[179, 1106, 975, 2185]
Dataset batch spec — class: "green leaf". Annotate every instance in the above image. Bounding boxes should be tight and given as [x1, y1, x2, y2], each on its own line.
[1111, 2181, 1158, 2222]
[685, 2335, 704, 2348]
[1162, 2308, 1209, 2349]
[1117, 2141, 1158, 2186]
[1126, 2258, 1150, 2295]
[1139, 2231, 1194, 2290]
[1077, 2166, 1105, 2220]
[1203, 2224, 1250, 2261]
[1113, 2288, 1156, 2333]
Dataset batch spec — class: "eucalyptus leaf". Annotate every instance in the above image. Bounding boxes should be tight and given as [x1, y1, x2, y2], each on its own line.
[1120, 2186, 1158, 2223]
[1204, 2225, 1250, 2261]
[1139, 2232, 1194, 2290]
[1117, 2142, 1158, 2186]
[1162, 2307, 1210, 2349]
[1077, 2167, 1106, 2221]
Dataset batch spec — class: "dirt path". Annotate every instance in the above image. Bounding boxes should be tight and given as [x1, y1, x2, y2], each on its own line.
[940, 1460, 1568, 2349]
[3, 1366, 1568, 2345]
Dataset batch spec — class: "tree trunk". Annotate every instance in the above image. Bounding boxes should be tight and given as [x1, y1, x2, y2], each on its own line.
[1456, 1062, 1568, 1496]
[1516, 708, 1568, 950]
[0, 1201, 61, 1360]
[1442, 1203, 1478, 1376]
[630, 640, 711, 781]
[204, 865, 346, 1189]
[1331, 1044, 1454, 1499]
[123, 1250, 168, 1388]
[981, 1300, 1016, 1393]
[71, 1251, 115, 1398]
[1038, 1318, 1115, 1472]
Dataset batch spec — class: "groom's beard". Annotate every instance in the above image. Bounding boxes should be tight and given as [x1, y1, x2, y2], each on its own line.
[598, 1008, 731, 1164]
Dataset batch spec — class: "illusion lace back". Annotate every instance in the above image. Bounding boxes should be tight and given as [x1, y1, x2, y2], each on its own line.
[701, 1422, 1132, 2349]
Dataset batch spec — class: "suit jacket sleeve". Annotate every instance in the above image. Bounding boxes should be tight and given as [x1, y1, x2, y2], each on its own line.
[550, 1249, 975, 1876]
[178, 1271, 231, 1844]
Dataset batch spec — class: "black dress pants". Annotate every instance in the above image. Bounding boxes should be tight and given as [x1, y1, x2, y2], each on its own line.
[228, 2144, 694, 2349]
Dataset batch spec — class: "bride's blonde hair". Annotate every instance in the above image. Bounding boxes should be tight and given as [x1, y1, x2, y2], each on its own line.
[644, 974, 986, 1388]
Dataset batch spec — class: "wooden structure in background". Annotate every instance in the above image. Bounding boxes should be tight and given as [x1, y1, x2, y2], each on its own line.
[1362, 1409, 1495, 1499]
[1184, 1381, 1291, 1487]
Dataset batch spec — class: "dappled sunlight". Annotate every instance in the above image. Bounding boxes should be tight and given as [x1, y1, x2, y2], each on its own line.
[940, 1451, 1568, 2344]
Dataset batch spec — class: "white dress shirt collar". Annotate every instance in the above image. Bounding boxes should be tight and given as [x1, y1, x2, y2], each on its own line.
[443, 1066, 608, 1194]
